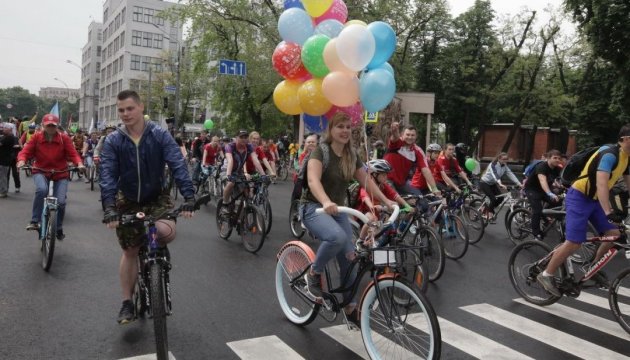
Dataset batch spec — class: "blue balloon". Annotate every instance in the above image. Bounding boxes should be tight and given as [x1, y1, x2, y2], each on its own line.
[314, 19, 344, 38]
[378, 62, 394, 76]
[303, 114, 328, 133]
[366, 21, 396, 69]
[278, 8, 314, 46]
[360, 68, 396, 112]
[284, 0, 304, 9]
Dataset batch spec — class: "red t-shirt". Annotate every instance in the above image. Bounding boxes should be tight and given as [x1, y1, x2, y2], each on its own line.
[245, 146, 267, 173]
[203, 143, 218, 166]
[383, 138, 428, 187]
[434, 155, 462, 183]
[357, 182, 398, 213]
[411, 159, 442, 190]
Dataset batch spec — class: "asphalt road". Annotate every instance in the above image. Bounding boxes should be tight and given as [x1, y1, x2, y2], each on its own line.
[1, 176, 629, 359]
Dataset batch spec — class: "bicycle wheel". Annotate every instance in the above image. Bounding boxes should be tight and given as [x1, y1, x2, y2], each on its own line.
[278, 165, 289, 181]
[133, 276, 148, 319]
[289, 200, 305, 239]
[394, 248, 430, 294]
[507, 208, 534, 245]
[89, 166, 95, 191]
[408, 223, 445, 282]
[609, 267, 630, 335]
[508, 240, 561, 306]
[459, 205, 485, 244]
[275, 241, 320, 325]
[41, 209, 57, 272]
[439, 214, 469, 260]
[149, 263, 169, 360]
[360, 278, 441, 360]
[240, 205, 266, 253]
[215, 199, 233, 239]
[504, 199, 529, 227]
[261, 199, 272, 236]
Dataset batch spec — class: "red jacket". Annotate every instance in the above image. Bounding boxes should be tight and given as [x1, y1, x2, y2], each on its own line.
[384, 138, 428, 187]
[17, 131, 83, 181]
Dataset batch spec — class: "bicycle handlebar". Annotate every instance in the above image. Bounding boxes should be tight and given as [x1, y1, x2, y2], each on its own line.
[20, 165, 80, 174]
[315, 205, 400, 225]
[109, 199, 204, 225]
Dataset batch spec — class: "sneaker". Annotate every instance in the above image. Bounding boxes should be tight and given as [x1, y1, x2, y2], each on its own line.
[304, 271, 323, 299]
[15, 188, 20, 193]
[56, 230, 65, 241]
[26, 222, 40, 231]
[537, 273, 562, 297]
[117, 300, 136, 324]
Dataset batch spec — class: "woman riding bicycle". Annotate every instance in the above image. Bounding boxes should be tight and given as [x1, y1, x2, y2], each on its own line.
[479, 152, 523, 219]
[301, 112, 395, 321]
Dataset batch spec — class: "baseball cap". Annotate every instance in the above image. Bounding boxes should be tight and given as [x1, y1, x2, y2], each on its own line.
[237, 129, 249, 137]
[42, 114, 60, 126]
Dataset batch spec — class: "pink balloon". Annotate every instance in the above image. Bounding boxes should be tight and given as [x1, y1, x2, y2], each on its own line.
[315, 0, 348, 24]
[323, 38, 354, 73]
[322, 71, 359, 107]
[325, 102, 363, 127]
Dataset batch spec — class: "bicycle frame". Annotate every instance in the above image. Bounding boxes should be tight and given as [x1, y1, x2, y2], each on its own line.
[39, 177, 58, 240]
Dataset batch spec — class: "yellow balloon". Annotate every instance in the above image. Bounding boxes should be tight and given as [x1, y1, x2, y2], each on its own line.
[302, 0, 334, 18]
[273, 80, 303, 115]
[298, 78, 332, 116]
[345, 19, 367, 27]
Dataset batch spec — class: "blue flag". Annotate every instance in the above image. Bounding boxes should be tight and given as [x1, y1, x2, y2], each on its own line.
[49, 101, 60, 117]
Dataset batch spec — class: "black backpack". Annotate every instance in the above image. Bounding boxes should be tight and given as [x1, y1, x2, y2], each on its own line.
[560, 144, 619, 197]
[296, 142, 330, 187]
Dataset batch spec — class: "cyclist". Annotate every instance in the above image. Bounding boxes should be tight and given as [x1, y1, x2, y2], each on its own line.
[436, 143, 474, 190]
[523, 149, 562, 240]
[19, 123, 38, 147]
[455, 143, 471, 176]
[201, 135, 222, 180]
[99, 90, 196, 324]
[383, 122, 440, 195]
[411, 143, 449, 195]
[291, 133, 318, 202]
[302, 112, 395, 323]
[537, 126, 630, 296]
[72, 129, 86, 178]
[82, 131, 99, 183]
[221, 130, 267, 211]
[16, 114, 85, 238]
[479, 152, 523, 220]
[93, 125, 117, 165]
[190, 130, 210, 184]
[247, 132, 275, 178]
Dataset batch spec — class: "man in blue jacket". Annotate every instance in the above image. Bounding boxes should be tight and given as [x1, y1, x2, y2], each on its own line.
[100, 90, 196, 324]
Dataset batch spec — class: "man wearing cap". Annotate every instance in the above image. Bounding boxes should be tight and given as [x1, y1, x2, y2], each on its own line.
[16, 114, 85, 238]
[221, 129, 267, 209]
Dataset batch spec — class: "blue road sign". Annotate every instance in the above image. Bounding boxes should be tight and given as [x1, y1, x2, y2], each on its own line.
[164, 85, 177, 94]
[219, 59, 247, 76]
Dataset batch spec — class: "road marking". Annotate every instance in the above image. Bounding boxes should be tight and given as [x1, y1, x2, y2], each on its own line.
[118, 352, 175, 360]
[437, 317, 534, 359]
[227, 335, 305, 360]
[513, 298, 630, 340]
[321, 325, 368, 359]
[462, 303, 628, 360]
[575, 291, 610, 309]
[617, 285, 630, 297]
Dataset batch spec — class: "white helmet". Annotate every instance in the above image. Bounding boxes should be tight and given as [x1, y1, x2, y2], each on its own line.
[427, 143, 442, 152]
[367, 159, 392, 173]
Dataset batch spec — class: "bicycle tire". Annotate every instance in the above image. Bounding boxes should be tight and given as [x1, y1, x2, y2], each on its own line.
[459, 205, 485, 244]
[504, 199, 529, 229]
[90, 166, 95, 191]
[609, 267, 630, 335]
[133, 276, 148, 319]
[41, 209, 57, 272]
[275, 241, 320, 325]
[216, 199, 233, 239]
[289, 200, 305, 239]
[149, 263, 169, 360]
[278, 165, 289, 181]
[393, 247, 430, 294]
[262, 199, 272, 236]
[240, 204, 266, 253]
[508, 240, 561, 306]
[360, 278, 441, 360]
[507, 208, 534, 245]
[440, 214, 469, 260]
[407, 223, 445, 282]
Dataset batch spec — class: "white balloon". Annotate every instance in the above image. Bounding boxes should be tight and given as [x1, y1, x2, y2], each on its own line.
[335, 24, 375, 72]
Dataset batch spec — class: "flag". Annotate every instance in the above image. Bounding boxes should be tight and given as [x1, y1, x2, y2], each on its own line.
[49, 102, 60, 117]
[88, 118, 95, 134]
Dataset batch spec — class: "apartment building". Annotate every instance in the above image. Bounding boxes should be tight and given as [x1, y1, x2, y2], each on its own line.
[39, 87, 80, 100]
[78, 21, 104, 129]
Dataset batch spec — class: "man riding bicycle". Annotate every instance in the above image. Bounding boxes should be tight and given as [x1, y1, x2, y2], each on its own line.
[16, 114, 86, 239]
[435, 143, 474, 191]
[99, 90, 196, 324]
[537, 125, 630, 296]
[82, 131, 99, 183]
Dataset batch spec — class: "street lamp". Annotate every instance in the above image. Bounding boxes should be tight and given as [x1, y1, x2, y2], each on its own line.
[151, 23, 182, 136]
[66, 59, 82, 69]
[53, 77, 77, 104]
[66, 60, 88, 128]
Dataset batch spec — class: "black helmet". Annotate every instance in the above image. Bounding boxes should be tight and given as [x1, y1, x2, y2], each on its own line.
[455, 143, 467, 154]
[368, 159, 392, 174]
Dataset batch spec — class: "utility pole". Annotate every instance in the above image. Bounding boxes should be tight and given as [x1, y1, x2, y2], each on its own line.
[147, 65, 152, 120]
[174, 46, 182, 136]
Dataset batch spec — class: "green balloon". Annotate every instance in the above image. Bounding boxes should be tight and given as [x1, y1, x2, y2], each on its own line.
[465, 158, 477, 172]
[203, 119, 214, 130]
[70, 125, 78, 132]
[301, 34, 330, 78]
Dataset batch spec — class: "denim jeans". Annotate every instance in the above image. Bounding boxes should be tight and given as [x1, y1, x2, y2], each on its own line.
[392, 180, 422, 196]
[32, 174, 68, 230]
[301, 201, 356, 302]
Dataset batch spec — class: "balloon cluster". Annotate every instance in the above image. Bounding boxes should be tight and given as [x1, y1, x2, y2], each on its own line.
[272, 0, 397, 128]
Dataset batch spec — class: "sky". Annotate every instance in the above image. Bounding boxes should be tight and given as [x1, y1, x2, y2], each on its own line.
[0, 0, 569, 95]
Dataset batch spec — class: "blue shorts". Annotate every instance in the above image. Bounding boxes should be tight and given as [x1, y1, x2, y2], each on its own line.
[565, 187, 615, 243]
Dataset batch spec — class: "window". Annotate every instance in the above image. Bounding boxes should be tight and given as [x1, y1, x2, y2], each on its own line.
[120, 31, 125, 47]
[106, 85, 111, 98]
[153, 34, 163, 49]
[142, 32, 152, 47]
[96, 46, 101, 57]
[101, 68, 105, 80]
[115, 14, 120, 30]
[113, 37, 119, 53]
[118, 79, 123, 93]
[121, 7, 126, 24]
[144, 8, 154, 24]
[141, 56, 151, 71]
[112, 59, 118, 74]
[107, 43, 112, 58]
[107, 64, 112, 79]
[132, 31, 141, 46]
[119, 56, 123, 72]
[156, 16, 164, 26]
[96, 62, 101, 73]
[98, 31, 102, 40]
[131, 55, 141, 70]
[133, 6, 142, 22]
[103, 8, 109, 23]
[112, 81, 117, 95]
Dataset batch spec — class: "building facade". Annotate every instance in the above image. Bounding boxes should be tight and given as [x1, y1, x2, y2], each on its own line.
[79, 21, 104, 129]
[80, 0, 182, 127]
[39, 87, 80, 100]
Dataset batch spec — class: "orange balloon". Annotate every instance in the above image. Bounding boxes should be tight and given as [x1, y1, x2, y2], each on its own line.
[298, 78, 332, 116]
[273, 80, 303, 115]
[323, 38, 354, 73]
[322, 71, 360, 107]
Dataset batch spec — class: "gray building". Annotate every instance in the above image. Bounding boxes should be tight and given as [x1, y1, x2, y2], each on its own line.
[78, 21, 104, 129]
[39, 87, 80, 100]
[80, 0, 182, 128]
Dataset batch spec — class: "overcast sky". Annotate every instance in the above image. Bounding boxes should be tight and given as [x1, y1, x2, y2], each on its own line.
[0, 0, 568, 95]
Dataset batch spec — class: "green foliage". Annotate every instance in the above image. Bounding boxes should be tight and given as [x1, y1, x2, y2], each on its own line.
[0, 87, 78, 126]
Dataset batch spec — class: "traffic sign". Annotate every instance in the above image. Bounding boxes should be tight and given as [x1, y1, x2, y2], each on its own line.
[364, 111, 379, 123]
[164, 85, 177, 94]
[219, 59, 247, 76]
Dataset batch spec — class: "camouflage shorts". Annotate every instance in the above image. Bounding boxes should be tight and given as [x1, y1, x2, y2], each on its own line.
[115, 191, 174, 249]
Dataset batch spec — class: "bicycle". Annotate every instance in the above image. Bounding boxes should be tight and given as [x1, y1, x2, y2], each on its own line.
[215, 175, 267, 253]
[446, 186, 485, 244]
[470, 185, 527, 228]
[85, 157, 98, 191]
[115, 201, 201, 360]
[289, 198, 305, 239]
[251, 175, 273, 235]
[276, 157, 290, 181]
[508, 224, 630, 334]
[22, 166, 78, 272]
[275, 206, 441, 359]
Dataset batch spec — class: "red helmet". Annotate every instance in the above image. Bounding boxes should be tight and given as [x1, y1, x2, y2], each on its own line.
[42, 114, 60, 126]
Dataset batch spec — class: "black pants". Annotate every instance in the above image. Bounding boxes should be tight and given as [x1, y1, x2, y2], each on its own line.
[526, 190, 554, 237]
[479, 182, 502, 212]
[7, 160, 20, 189]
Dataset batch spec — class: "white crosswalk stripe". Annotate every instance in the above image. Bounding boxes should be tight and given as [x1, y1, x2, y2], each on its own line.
[227, 335, 305, 360]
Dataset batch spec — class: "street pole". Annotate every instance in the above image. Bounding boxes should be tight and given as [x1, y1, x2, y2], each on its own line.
[174, 46, 181, 136]
[147, 65, 152, 120]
